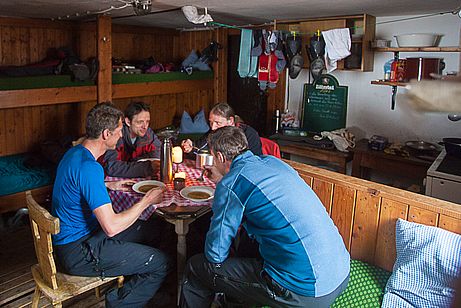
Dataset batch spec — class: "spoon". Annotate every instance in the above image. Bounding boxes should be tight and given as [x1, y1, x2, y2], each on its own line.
[448, 114, 461, 122]
[198, 169, 206, 182]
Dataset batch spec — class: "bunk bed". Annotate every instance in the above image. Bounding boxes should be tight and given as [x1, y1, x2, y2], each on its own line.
[0, 71, 213, 109]
[0, 71, 213, 214]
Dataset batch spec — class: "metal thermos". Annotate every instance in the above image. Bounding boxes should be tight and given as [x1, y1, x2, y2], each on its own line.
[160, 137, 173, 183]
[274, 109, 281, 133]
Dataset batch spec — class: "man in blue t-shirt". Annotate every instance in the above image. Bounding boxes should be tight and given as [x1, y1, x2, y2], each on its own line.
[180, 126, 350, 308]
[52, 103, 170, 308]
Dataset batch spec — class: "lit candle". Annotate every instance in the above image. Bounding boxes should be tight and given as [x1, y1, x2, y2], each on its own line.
[172, 146, 183, 164]
[174, 172, 186, 179]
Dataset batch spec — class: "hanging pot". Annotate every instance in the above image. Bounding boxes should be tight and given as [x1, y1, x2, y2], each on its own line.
[439, 138, 461, 158]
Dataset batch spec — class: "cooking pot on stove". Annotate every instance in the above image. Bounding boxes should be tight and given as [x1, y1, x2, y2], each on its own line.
[439, 138, 461, 158]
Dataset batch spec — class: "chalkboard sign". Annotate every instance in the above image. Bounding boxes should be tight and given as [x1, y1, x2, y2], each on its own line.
[302, 74, 348, 133]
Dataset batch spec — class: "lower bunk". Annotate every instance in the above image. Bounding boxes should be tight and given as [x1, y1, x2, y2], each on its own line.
[0, 153, 53, 215]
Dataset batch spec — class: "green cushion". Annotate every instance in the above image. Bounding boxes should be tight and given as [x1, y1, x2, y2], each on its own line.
[331, 259, 391, 308]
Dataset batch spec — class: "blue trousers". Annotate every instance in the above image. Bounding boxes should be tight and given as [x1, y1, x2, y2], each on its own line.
[55, 219, 171, 308]
[180, 254, 349, 308]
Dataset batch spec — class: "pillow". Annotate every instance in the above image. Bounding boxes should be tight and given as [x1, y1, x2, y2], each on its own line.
[331, 259, 391, 308]
[382, 219, 461, 308]
[179, 109, 210, 134]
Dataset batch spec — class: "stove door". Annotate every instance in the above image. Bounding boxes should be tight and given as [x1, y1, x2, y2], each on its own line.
[426, 176, 461, 204]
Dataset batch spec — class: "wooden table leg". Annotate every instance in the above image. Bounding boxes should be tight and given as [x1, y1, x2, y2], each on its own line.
[351, 151, 363, 178]
[173, 219, 191, 305]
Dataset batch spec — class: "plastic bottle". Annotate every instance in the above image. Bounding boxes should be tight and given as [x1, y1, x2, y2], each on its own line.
[383, 59, 393, 80]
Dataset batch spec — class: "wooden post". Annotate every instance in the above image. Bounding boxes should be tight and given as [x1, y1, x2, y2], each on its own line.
[97, 15, 112, 103]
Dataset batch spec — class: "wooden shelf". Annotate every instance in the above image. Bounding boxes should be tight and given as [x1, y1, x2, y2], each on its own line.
[371, 80, 407, 87]
[374, 47, 461, 52]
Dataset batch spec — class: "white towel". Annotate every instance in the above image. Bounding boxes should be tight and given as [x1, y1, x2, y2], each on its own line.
[322, 28, 351, 72]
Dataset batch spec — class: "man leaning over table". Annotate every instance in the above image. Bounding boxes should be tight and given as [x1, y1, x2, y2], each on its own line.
[180, 126, 350, 308]
[52, 102, 171, 308]
[101, 101, 162, 178]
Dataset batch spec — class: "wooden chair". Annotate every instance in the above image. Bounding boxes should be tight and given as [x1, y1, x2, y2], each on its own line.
[25, 190, 123, 307]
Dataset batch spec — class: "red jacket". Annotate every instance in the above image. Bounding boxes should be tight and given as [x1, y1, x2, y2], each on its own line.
[100, 124, 161, 178]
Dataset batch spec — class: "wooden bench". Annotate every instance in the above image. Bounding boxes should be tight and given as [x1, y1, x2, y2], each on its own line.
[287, 160, 461, 272]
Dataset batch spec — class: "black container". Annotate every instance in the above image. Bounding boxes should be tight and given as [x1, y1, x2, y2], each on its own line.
[440, 138, 461, 158]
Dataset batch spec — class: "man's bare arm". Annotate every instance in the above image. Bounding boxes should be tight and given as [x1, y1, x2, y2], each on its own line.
[94, 186, 165, 237]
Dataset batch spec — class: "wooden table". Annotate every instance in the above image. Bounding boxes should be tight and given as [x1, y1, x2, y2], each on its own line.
[351, 139, 436, 182]
[107, 160, 215, 303]
[277, 141, 353, 174]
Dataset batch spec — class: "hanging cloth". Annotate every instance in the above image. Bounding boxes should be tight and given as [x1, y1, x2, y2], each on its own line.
[322, 28, 351, 72]
[238, 29, 258, 78]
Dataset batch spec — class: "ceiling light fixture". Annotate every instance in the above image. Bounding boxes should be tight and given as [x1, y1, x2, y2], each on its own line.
[182, 6, 213, 25]
[132, 0, 152, 16]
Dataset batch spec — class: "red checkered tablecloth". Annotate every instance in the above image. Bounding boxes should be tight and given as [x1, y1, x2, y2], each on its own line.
[107, 160, 215, 220]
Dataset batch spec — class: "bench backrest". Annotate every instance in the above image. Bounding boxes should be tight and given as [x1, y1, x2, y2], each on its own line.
[288, 160, 461, 272]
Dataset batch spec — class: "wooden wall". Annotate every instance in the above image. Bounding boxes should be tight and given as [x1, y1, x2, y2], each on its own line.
[0, 18, 83, 155]
[0, 17, 224, 156]
[0, 16, 278, 156]
[289, 160, 461, 272]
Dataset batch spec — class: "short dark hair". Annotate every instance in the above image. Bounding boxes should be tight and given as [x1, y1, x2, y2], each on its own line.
[125, 101, 150, 121]
[210, 102, 235, 120]
[207, 126, 249, 161]
[86, 102, 123, 139]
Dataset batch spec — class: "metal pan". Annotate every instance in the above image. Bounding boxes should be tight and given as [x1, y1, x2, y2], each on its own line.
[440, 138, 461, 157]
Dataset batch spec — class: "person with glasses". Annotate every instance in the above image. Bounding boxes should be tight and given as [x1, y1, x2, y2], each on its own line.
[101, 101, 162, 178]
[180, 126, 350, 308]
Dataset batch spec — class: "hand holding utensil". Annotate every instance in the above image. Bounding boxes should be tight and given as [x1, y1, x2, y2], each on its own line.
[197, 154, 213, 181]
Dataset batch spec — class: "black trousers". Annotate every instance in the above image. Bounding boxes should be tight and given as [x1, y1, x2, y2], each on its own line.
[180, 254, 349, 308]
[55, 219, 171, 308]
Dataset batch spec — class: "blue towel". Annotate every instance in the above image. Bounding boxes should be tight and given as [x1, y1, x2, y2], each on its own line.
[238, 29, 258, 78]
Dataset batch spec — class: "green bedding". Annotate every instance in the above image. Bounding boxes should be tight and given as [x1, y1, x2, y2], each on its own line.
[0, 71, 213, 90]
[112, 71, 212, 84]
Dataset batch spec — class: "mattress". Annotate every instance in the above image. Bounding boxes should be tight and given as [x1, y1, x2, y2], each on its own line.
[0, 154, 53, 196]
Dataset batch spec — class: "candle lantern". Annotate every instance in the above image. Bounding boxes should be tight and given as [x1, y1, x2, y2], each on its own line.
[172, 146, 183, 173]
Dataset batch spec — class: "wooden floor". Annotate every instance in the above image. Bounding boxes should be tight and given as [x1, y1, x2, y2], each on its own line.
[0, 224, 177, 307]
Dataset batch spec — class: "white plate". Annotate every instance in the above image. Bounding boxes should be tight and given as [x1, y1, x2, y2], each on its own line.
[180, 186, 215, 202]
[137, 158, 160, 162]
[132, 180, 166, 194]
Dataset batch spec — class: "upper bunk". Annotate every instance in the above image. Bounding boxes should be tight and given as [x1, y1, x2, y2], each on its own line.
[0, 71, 214, 109]
[0, 16, 216, 110]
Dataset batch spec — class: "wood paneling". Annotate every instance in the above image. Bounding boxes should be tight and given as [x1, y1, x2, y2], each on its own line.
[439, 214, 461, 234]
[312, 178, 333, 214]
[350, 191, 380, 263]
[330, 185, 356, 250]
[0, 17, 217, 155]
[0, 19, 74, 66]
[374, 199, 408, 271]
[97, 16, 112, 103]
[289, 160, 461, 274]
